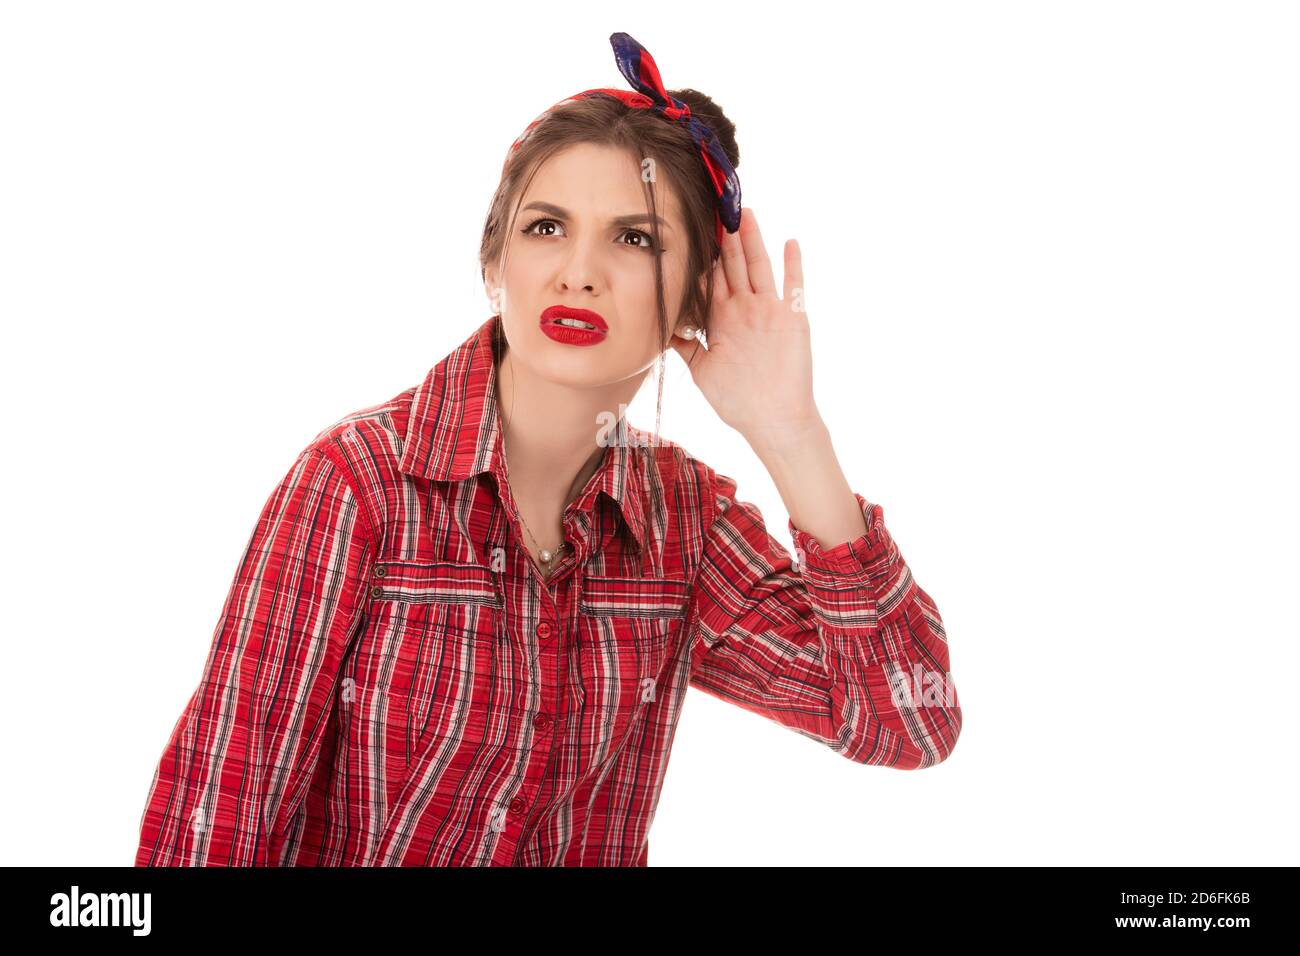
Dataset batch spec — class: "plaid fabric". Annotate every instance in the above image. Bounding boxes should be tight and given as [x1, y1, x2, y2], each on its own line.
[133, 314, 960, 867]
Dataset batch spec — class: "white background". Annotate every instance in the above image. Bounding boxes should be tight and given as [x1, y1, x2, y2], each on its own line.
[2, 1, 1296, 866]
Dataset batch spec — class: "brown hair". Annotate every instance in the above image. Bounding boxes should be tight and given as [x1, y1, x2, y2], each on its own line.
[478, 89, 740, 440]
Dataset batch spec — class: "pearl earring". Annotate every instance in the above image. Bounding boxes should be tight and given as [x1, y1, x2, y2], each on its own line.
[677, 325, 698, 340]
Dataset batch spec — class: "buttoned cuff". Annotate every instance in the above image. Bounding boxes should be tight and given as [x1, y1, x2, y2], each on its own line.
[787, 493, 900, 579]
[788, 493, 913, 650]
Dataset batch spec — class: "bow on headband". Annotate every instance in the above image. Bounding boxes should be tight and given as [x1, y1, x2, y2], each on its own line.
[506, 32, 742, 247]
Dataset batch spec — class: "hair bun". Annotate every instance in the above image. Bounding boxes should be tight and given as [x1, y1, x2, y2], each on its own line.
[669, 88, 739, 170]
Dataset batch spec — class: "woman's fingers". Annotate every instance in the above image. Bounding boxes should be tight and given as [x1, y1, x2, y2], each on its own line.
[711, 253, 730, 300]
[719, 216, 749, 296]
[740, 208, 777, 297]
[782, 238, 804, 307]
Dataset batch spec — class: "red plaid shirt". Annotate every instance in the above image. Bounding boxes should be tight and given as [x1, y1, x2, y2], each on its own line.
[134, 314, 961, 867]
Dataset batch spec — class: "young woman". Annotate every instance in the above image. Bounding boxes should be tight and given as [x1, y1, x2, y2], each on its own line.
[134, 32, 961, 868]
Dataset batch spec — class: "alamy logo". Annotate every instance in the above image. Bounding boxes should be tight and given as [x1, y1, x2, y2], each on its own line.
[49, 885, 151, 936]
[887, 662, 957, 708]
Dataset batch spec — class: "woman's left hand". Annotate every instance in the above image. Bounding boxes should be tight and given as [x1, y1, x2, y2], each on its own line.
[669, 207, 823, 449]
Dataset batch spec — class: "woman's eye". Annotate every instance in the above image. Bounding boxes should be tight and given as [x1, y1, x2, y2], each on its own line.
[522, 217, 561, 237]
[521, 218, 658, 252]
[621, 228, 657, 251]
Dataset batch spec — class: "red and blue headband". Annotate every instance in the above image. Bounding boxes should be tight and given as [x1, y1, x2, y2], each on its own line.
[506, 32, 742, 247]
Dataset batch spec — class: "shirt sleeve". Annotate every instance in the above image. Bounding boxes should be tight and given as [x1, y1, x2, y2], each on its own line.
[687, 470, 961, 769]
[134, 444, 374, 865]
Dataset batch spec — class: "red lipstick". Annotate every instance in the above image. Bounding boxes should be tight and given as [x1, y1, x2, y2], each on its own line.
[540, 305, 608, 346]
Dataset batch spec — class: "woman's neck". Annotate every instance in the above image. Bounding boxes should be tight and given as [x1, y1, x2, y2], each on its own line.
[495, 352, 642, 513]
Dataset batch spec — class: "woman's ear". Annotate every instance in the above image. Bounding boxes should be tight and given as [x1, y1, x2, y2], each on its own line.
[483, 265, 503, 314]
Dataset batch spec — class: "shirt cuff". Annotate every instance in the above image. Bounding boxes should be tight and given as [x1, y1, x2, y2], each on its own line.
[788, 493, 912, 649]
[787, 493, 901, 580]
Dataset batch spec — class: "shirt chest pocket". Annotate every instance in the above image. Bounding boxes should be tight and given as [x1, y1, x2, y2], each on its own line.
[572, 574, 691, 756]
[348, 560, 505, 803]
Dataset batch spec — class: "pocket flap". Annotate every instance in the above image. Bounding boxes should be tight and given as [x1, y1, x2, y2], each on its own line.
[370, 560, 503, 608]
[579, 575, 691, 618]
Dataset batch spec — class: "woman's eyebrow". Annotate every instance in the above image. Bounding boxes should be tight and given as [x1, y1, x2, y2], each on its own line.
[521, 201, 672, 230]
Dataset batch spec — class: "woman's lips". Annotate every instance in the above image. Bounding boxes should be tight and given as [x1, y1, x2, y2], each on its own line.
[539, 305, 608, 346]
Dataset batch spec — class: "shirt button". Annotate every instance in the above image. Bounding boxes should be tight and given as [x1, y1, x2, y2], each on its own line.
[373, 565, 387, 578]
[535, 621, 552, 640]
[370, 585, 383, 599]
[509, 797, 526, 814]
[534, 712, 550, 731]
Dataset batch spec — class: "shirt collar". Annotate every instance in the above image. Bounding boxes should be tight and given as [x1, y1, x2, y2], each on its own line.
[398, 314, 648, 555]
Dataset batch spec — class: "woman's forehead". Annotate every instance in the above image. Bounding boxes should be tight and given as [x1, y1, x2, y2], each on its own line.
[523, 143, 685, 227]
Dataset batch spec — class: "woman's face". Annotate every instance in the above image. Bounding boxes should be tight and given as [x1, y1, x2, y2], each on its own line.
[484, 142, 694, 389]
